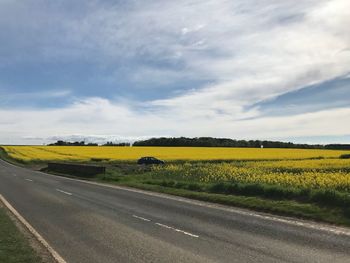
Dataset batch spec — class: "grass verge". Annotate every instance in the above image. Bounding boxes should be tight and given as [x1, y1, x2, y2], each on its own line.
[1, 148, 350, 227]
[94, 167, 350, 226]
[105, 180, 350, 226]
[0, 205, 43, 263]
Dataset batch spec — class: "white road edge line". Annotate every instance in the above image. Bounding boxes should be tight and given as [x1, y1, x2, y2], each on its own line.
[52, 176, 350, 237]
[56, 189, 73, 196]
[132, 215, 151, 222]
[2, 159, 350, 237]
[25, 179, 33, 182]
[13, 174, 17, 177]
[155, 222, 199, 238]
[38, 170, 350, 236]
[0, 194, 67, 263]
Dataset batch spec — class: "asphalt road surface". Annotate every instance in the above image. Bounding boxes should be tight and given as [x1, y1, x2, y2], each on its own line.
[0, 159, 350, 263]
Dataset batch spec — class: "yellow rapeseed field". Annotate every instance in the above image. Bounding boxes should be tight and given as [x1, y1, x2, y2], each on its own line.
[2, 146, 349, 161]
[2, 146, 350, 191]
[151, 159, 350, 192]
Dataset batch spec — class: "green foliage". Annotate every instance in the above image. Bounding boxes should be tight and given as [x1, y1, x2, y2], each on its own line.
[119, 181, 350, 226]
[140, 179, 350, 215]
[103, 142, 131, 146]
[326, 144, 350, 150]
[48, 140, 98, 146]
[91, 158, 110, 162]
[133, 137, 325, 149]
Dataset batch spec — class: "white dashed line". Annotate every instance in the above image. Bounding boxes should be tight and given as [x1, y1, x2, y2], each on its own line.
[12, 174, 17, 177]
[5, 159, 350, 237]
[25, 179, 33, 182]
[173, 228, 199, 238]
[56, 189, 73, 196]
[132, 215, 151, 222]
[155, 222, 199, 238]
[12, 162, 347, 237]
[155, 222, 172, 229]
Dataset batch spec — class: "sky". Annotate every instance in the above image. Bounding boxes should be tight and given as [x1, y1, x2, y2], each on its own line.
[0, 0, 349, 145]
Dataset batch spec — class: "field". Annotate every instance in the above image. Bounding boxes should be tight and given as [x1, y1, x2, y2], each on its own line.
[2, 146, 350, 192]
[150, 159, 350, 191]
[2, 145, 350, 162]
[2, 145, 350, 225]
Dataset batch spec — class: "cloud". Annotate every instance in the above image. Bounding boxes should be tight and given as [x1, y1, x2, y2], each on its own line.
[252, 75, 350, 116]
[0, 0, 349, 143]
[1, 97, 350, 144]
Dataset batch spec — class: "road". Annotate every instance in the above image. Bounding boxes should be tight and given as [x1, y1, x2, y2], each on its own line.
[0, 159, 350, 263]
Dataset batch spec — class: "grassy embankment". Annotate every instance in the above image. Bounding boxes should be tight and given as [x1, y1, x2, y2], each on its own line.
[94, 162, 350, 226]
[1, 146, 350, 226]
[0, 205, 43, 263]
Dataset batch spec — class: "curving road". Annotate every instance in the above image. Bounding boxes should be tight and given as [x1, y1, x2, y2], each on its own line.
[0, 159, 350, 263]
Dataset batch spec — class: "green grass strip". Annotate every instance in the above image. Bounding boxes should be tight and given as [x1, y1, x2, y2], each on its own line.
[0, 207, 42, 263]
[115, 181, 350, 226]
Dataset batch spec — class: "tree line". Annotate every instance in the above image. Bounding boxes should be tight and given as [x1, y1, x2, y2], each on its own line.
[48, 140, 130, 147]
[48, 140, 98, 146]
[133, 137, 350, 150]
[47, 138, 350, 150]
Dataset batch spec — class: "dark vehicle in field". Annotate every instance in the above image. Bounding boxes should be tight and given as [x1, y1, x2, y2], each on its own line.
[137, 156, 165, 165]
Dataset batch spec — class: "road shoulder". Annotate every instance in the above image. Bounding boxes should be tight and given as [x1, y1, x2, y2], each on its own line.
[0, 196, 62, 263]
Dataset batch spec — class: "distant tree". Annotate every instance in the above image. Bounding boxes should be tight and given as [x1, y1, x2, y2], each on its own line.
[103, 142, 131, 146]
[48, 140, 97, 146]
[86, 143, 98, 146]
[325, 144, 350, 150]
[133, 137, 324, 149]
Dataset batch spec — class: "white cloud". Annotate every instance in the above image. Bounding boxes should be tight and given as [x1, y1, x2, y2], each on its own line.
[0, 0, 349, 143]
[1, 98, 350, 144]
[55, 0, 349, 108]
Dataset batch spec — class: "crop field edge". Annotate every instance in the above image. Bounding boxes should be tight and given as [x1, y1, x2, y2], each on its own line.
[19, 167, 350, 227]
[3, 145, 350, 163]
[37, 170, 350, 226]
[1, 146, 350, 227]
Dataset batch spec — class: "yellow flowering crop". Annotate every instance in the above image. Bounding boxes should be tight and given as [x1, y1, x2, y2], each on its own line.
[2, 146, 350, 192]
[152, 159, 350, 192]
[2, 146, 349, 162]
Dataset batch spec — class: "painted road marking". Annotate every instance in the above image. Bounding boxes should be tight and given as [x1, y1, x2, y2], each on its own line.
[173, 228, 199, 238]
[132, 215, 151, 222]
[155, 222, 172, 229]
[155, 222, 199, 238]
[0, 194, 67, 263]
[13, 174, 17, 177]
[56, 189, 73, 196]
[3, 159, 350, 237]
[25, 179, 33, 182]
